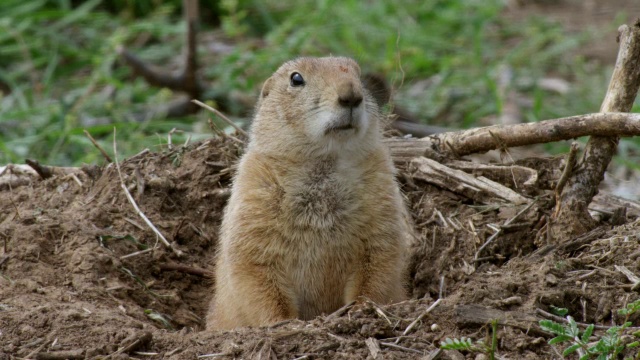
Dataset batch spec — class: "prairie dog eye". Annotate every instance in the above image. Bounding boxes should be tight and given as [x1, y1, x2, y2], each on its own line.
[290, 72, 305, 87]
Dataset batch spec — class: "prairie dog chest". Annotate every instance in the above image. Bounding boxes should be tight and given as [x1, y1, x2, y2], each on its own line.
[281, 156, 365, 232]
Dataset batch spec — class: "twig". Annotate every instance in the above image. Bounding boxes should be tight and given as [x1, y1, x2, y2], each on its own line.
[192, 99, 248, 137]
[424, 348, 443, 360]
[112, 128, 183, 257]
[379, 342, 424, 354]
[402, 298, 442, 336]
[68, 173, 83, 187]
[35, 349, 84, 360]
[83, 129, 113, 163]
[197, 353, 228, 358]
[614, 265, 640, 290]
[535, 308, 640, 331]
[120, 248, 155, 260]
[166, 348, 182, 356]
[386, 112, 640, 162]
[159, 262, 214, 278]
[105, 332, 152, 359]
[116, 0, 222, 118]
[324, 300, 356, 321]
[551, 22, 640, 240]
[24, 340, 50, 360]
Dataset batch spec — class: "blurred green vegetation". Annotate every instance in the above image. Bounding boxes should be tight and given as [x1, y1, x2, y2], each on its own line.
[0, 0, 638, 166]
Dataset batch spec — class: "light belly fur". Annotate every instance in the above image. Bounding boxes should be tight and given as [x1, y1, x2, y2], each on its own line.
[288, 235, 359, 319]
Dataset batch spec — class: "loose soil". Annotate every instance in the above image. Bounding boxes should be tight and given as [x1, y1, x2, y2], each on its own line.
[1, 132, 639, 359]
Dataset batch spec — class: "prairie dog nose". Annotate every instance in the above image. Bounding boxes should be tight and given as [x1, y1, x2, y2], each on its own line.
[337, 81, 363, 108]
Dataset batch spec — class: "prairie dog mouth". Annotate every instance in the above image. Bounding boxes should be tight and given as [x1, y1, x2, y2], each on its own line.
[327, 122, 355, 133]
[324, 113, 358, 134]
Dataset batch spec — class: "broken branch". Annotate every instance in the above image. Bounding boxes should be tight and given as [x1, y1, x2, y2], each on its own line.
[385, 112, 640, 162]
[551, 22, 640, 241]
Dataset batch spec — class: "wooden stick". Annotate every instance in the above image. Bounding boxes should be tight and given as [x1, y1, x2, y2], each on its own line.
[386, 112, 640, 162]
[159, 262, 214, 278]
[35, 350, 84, 360]
[551, 21, 640, 240]
[402, 298, 442, 336]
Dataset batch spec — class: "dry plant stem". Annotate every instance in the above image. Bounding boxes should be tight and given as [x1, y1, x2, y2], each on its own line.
[83, 129, 113, 162]
[192, 99, 249, 137]
[112, 128, 183, 257]
[379, 342, 423, 354]
[425, 349, 443, 360]
[402, 298, 442, 336]
[120, 248, 155, 260]
[25, 341, 49, 360]
[385, 112, 640, 162]
[197, 353, 228, 358]
[324, 301, 356, 320]
[35, 350, 84, 360]
[614, 265, 640, 290]
[551, 22, 640, 241]
[105, 332, 152, 359]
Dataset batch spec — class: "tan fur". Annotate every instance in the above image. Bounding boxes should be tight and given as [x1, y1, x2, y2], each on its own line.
[207, 57, 410, 330]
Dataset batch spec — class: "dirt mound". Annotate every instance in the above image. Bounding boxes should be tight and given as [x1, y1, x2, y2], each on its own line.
[1, 135, 639, 359]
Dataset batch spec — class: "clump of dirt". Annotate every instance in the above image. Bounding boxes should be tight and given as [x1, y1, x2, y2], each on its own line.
[1, 134, 639, 359]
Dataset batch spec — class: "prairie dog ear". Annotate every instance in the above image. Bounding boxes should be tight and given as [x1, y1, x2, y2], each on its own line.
[260, 77, 274, 99]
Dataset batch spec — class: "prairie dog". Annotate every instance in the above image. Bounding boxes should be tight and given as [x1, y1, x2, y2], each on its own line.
[207, 57, 410, 330]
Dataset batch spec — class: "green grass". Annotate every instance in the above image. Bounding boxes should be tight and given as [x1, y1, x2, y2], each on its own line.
[0, 0, 638, 166]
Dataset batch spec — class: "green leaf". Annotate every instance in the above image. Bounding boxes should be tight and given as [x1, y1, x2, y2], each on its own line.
[549, 335, 572, 345]
[539, 319, 567, 335]
[581, 324, 594, 343]
[550, 306, 569, 317]
[606, 325, 622, 336]
[440, 337, 478, 351]
[563, 343, 581, 356]
[567, 316, 580, 337]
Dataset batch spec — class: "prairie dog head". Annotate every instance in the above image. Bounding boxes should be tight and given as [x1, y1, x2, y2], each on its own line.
[249, 57, 380, 157]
